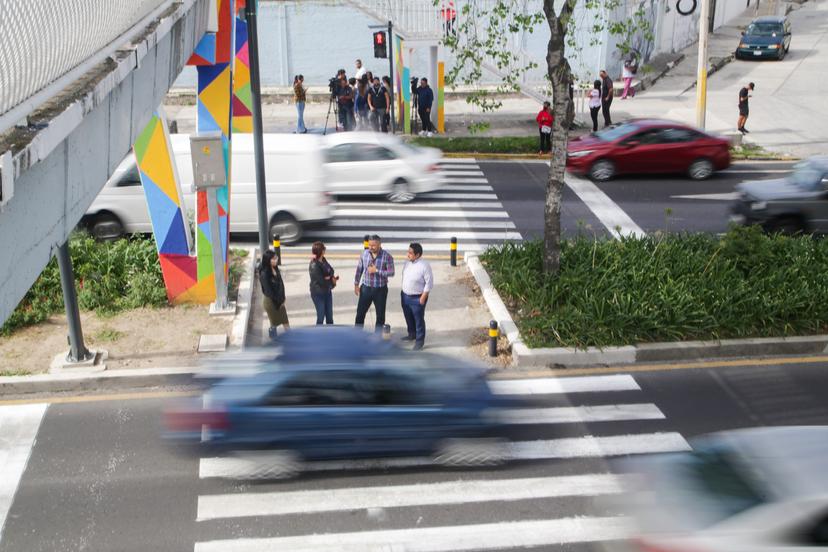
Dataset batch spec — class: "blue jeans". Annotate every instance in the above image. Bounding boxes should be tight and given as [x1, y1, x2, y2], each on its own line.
[401, 292, 427, 344]
[296, 101, 306, 133]
[311, 290, 333, 324]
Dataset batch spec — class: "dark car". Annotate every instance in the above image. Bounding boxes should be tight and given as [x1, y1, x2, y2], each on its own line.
[566, 119, 731, 182]
[166, 353, 506, 478]
[736, 16, 792, 60]
[730, 156, 828, 234]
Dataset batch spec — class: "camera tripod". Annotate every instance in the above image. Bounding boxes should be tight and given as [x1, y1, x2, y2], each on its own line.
[323, 93, 340, 135]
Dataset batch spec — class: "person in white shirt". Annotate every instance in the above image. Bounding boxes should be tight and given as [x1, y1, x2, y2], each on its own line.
[400, 242, 433, 350]
[588, 79, 602, 132]
[354, 59, 367, 81]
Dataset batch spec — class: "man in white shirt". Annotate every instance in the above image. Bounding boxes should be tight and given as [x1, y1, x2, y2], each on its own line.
[400, 242, 433, 350]
[354, 59, 367, 81]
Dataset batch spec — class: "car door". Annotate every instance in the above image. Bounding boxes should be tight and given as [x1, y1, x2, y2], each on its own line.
[358, 144, 401, 194]
[611, 128, 667, 174]
[653, 127, 702, 173]
[323, 142, 367, 195]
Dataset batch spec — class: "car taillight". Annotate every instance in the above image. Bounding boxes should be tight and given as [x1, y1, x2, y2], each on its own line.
[321, 192, 332, 205]
[632, 537, 706, 552]
[165, 408, 230, 431]
[427, 164, 440, 172]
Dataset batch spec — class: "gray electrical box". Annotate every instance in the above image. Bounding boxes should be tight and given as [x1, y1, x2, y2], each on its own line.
[189, 132, 226, 190]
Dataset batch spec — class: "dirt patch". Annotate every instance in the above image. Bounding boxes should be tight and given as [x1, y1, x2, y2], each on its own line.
[0, 305, 232, 375]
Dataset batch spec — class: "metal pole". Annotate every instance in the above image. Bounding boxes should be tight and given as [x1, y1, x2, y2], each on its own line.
[388, 20, 396, 134]
[450, 236, 457, 266]
[55, 241, 92, 362]
[695, 0, 711, 129]
[207, 188, 229, 309]
[246, 0, 269, 254]
[488, 320, 498, 357]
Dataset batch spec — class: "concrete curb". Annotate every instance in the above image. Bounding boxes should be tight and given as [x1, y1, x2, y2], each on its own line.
[230, 247, 257, 350]
[0, 366, 201, 396]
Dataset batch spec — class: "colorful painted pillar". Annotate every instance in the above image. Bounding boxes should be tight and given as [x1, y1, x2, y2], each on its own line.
[437, 60, 445, 133]
[394, 35, 406, 132]
[232, 1, 253, 133]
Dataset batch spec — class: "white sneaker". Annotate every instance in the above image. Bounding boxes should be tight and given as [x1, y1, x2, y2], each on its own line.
[418, 130, 426, 137]
[426, 131, 434, 137]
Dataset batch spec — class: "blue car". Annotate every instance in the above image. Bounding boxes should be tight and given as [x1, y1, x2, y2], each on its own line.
[166, 352, 507, 477]
[735, 16, 791, 60]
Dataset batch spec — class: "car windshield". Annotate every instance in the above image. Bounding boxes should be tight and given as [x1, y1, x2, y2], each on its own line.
[746, 22, 784, 36]
[594, 123, 641, 142]
[789, 161, 825, 191]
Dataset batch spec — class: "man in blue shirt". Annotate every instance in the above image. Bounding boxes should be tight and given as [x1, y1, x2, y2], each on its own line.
[354, 234, 395, 331]
[416, 78, 435, 136]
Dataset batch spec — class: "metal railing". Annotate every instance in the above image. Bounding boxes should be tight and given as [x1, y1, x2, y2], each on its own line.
[344, 0, 445, 40]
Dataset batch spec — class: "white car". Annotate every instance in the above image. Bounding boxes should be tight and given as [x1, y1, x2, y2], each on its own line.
[322, 132, 444, 202]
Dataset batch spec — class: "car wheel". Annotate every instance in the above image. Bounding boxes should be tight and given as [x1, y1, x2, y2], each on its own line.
[588, 159, 615, 182]
[231, 450, 302, 480]
[688, 158, 714, 180]
[778, 47, 786, 60]
[90, 213, 124, 241]
[767, 216, 805, 236]
[433, 438, 507, 467]
[387, 179, 415, 203]
[269, 213, 302, 245]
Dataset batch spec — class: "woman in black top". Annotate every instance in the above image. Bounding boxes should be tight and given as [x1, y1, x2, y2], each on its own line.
[308, 241, 338, 324]
[260, 248, 289, 339]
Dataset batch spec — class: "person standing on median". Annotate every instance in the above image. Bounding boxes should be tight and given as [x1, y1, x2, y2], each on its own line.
[354, 235, 395, 331]
[738, 82, 755, 134]
[400, 242, 433, 351]
[599, 69, 614, 127]
[260, 248, 290, 339]
[309, 241, 338, 325]
[416, 78, 435, 136]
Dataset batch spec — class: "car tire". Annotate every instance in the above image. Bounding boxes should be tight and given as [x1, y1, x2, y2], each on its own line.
[588, 159, 615, 182]
[90, 213, 124, 241]
[688, 158, 715, 180]
[231, 450, 302, 480]
[269, 213, 302, 245]
[387, 178, 415, 203]
[433, 438, 507, 467]
[777, 47, 786, 60]
[767, 216, 805, 236]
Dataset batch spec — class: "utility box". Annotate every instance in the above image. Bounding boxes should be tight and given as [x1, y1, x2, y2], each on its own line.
[189, 132, 226, 190]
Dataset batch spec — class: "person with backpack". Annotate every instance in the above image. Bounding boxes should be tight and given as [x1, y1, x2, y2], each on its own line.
[260, 248, 289, 339]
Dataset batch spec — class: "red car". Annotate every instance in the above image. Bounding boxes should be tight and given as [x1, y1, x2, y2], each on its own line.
[566, 119, 731, 181]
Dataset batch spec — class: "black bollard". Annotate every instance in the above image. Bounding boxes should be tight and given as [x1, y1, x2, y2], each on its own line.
[272, 234, 281, 265]
[488, 320, 499, 357]
[450, 236, 457, 266]
[363, 234, 370, 250]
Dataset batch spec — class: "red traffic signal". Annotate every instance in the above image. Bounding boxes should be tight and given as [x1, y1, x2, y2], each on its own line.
[373, 31, 387, 58]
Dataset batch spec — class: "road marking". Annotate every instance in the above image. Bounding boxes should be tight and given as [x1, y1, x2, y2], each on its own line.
[0, 404, 47, 541]
[309, 230, 522, 240]
[331, 209, 510, 218]
[440, 157, 480, 164]
[670, 192, 740, 200]
[490, 374, 640, 394]
[439, 170, 485, 177]
[440, 164, 482, 170]
[440, 177, 490, 184]
[564, 174, 645, 238]
[333, 201, 503, 209]
[330, 219, 517, 229]
[419, 193, 499, 200]
[199, 432, 689, 478]
[440, 184, 494, 191]
[194, 516, 633, 551]
[196, 473, 629, 521]
[721, 169, 790, 174]
[0, 390, 197, 407]
[493, 403, 665, 424]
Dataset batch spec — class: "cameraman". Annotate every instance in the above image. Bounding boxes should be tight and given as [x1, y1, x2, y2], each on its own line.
[336, 76, 355, 131]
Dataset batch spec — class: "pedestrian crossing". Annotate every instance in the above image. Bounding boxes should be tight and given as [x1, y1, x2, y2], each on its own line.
[192, 373, 691, 552]
[303, 158, 522, 253]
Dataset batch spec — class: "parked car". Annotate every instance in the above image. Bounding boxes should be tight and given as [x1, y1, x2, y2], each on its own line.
[730, 156, 828, 234]
[566, 119, 731, 182]
[735, 16, 792, 60]
[322, 132, 444, 202]
[82, 134, 330, 244]
[607, 426, 828, 552]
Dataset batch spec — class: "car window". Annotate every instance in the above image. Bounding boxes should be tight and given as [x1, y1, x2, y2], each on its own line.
[326, 143, 362, 163]
[361, 145, 397, 161]
[659, 128, 701, 143]
[116, 166, 142, 187]
[263, 370, 382, 406]
[746, 22, 784, 36]
[623, 129, 664, 146]
[594, 122, 641, 142]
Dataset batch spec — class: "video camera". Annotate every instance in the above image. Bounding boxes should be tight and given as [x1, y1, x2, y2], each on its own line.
[410, 76, 419, 96]
[329, 77, 340, 97]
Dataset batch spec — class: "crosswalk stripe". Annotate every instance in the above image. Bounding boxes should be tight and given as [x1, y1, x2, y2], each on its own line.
[194, 516, 633, 551]
[199, 432, 690, 478]
[492, 403, 665, 424]
[440, 185, 493, 192]
[441, 170, 485, 177]
[440, 177, 489, 184]
[0, 404, 48, 539]
[330, 219, 517, 229]
[439, 157, 479, 164]
[419, 193, 499, 200]
[334, 201, 503, 209]
[490, 374, 640, 395]
[440, 164, 481, 170]
[196, 473, 629, 521]
[331, 209, 510, 218]
[308, 230, 523, 240]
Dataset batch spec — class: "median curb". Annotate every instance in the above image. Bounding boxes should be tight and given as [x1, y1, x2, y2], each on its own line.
[0, 366, 202, 396]
[465, 251, 828, 368]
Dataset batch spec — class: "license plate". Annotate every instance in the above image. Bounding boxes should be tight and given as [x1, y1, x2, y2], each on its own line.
[754, 51, 762, 56]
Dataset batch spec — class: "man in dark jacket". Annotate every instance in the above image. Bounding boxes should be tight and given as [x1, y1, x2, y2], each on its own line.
[367, 77, 391, 132]
[416, 78, 435, 136]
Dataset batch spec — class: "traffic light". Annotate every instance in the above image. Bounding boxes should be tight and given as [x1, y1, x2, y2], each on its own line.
[373, 31, 387, 58]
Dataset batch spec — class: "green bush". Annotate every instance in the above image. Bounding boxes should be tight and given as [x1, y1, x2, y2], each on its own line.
[481, 226, 828, 349]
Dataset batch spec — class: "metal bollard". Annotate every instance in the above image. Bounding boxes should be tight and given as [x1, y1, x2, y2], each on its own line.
[272, 234, 281, 265]
[450, 236, 457, 266]
[488, 320, 499, 357]
[383, 324, 391, 340]
[363, 234, 370, 250]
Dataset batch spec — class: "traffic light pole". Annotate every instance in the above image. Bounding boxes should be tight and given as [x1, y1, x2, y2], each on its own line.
[388, 20, 396, 134]
[695, 0, 711, 129]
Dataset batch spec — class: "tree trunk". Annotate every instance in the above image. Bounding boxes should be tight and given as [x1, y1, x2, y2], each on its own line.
[543, 0, 575, 274]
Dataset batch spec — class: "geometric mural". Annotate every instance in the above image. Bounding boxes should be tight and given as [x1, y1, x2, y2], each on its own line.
[232, 2, 253, 134]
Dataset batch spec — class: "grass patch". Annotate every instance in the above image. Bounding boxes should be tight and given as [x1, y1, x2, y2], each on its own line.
[481, 226, 828, 349]
[0, 370, 30, 377]
[94, 327, 125, 343]
[730, 143, 790, 160]
[410, 136, 539, 154]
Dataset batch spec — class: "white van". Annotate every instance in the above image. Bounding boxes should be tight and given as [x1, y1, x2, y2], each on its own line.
[82, 134, 330, 244]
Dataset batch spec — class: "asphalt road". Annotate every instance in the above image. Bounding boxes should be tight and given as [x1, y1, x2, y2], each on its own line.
[482, 160, 799, 240]
[2, 359, 828, 552]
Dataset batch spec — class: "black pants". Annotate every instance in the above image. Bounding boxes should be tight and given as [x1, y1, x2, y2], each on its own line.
[601, 98, 613, 127]
[355, 285, 388, 330]
[538, 129, 551, 152]
[401, 292, 427, 344]
[590, 106, 600, 131]
[418, 108, 433, 132]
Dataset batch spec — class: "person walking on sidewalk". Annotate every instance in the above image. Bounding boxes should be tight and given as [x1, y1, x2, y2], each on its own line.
[400, 242, 433, 351]
[293, 74, 307, 134]
[260, 248, 290, 339]
[620, 58, 637, 99]
[589, 80, 602, 132]
[536, 101, 553, 155]
[368, 77, 390, 132]
[600, 70, 614, 127]
[354, 234, 395, 331]
[309, 241, 338, 325]
[738, 82, 755, 134]
[416, 78, 435, 136]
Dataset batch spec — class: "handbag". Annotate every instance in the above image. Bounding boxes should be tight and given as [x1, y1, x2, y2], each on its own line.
[541, 125, 552, 134]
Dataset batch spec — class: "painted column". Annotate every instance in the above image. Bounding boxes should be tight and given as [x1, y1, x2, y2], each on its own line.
[394, 35, 405, 131]
[233, 1, 253, 133]
[437, 60, 445, 133]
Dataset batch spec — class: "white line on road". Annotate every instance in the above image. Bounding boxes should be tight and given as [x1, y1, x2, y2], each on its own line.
[333, 201, 503, 209]
[439, 170, 485, 177]
[440, 164, 482, 170]
[439, 157, 479, 164]
[331, 209, 510, 218]
[194, 516, 633, 552]
[721, 169, 790, 174]
[565, 174, 645, 238]
[330, 219, 516, 229]
[490, 374, 640, 394]
[309, 230, 523, 240]
[440, 185, 494, 192]
[0, 404, 47, 542]
[419, 193, 499, 200]
[670, 192, 741, 201]
[493, 403, 665, 424]
[440, 177, 489, 184]
[196, 473, 629, 521]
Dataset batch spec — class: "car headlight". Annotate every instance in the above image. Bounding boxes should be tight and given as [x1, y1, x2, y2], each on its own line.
[768, 44, 779, 49]
[750, 201, 767, 211]
[738, 42, 747, 48]
[568, 150, 594, 158]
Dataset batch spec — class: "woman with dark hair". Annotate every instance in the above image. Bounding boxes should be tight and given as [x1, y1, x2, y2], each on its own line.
[355, 78, 370, 130]
[260, 248, 289, 339]
[535, 101, 553, 155]
[589, 79, 602, 132]
[293, 74, 307, 134]
[309, 241, 337, 324]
